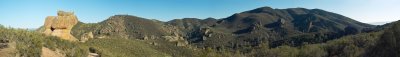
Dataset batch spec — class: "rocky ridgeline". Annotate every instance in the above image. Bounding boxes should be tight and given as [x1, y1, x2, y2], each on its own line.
[43, 11, 79, 41]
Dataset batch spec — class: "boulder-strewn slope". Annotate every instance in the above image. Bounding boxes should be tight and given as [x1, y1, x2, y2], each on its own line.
[70, 15, 200, 57]
[66, 6, 378, 56]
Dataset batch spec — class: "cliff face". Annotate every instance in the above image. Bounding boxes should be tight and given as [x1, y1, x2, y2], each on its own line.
[43, 11, 79, 41]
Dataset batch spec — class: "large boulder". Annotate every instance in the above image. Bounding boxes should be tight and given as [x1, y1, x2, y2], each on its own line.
[43, 11, 78, 41]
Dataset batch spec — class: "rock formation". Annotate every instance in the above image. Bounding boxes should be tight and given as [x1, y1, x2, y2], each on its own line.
[88, 47, 100, 57]
[43, 11, 78, 41]
[80, 32, 94, 42]
[162, 33, 189, 46]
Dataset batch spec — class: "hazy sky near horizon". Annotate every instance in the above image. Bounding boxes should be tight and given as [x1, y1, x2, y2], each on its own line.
[0, 0, 399, 28]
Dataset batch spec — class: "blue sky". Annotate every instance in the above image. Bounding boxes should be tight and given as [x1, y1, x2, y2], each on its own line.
[0, 0, 399, 28]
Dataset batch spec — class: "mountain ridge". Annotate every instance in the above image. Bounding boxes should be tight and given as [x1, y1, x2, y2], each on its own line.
[28, 6, 387, 57]
[67, 6, 376, 49]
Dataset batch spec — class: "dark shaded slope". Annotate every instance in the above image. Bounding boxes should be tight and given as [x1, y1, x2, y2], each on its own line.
[366, 20, 400, 57]
[219, 7, 373, 34]
[206, 6, 375, 48]
[70, 15, 201, 57]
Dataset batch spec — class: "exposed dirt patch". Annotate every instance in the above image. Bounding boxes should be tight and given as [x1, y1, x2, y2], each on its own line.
[0, 42, 16, 57]
[41, 47, 65, 57]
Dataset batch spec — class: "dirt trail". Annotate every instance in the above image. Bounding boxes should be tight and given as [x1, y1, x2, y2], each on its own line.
[41, 47, 65, 57]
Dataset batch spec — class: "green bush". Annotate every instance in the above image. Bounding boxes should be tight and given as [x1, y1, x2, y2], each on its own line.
[299, 44, 327, 57]
[0, 26, 88, 57]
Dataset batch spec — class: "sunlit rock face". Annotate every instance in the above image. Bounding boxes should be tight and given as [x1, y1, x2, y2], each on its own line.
[43, 11, 78, 41]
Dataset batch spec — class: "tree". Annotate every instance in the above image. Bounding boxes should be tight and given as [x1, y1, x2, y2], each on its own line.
[344, 26, 360, 35]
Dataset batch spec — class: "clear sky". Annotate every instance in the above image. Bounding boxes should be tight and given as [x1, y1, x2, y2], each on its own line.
[0, 0, 399, 28]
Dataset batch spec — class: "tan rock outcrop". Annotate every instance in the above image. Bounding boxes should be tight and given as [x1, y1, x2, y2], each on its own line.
[163, 33, 184, 42]
[162, 33, 189, 47]
[80, 32, 94, 42]
[176, 41, 189, 47]
[88, 53, 100, 57]
[43, 11, 78, 41]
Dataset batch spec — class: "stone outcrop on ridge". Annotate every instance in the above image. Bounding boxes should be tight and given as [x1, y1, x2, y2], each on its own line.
[43, 11, 79, 41]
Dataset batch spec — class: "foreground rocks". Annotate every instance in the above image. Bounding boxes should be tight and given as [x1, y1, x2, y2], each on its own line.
[43, 11, 79, 41]
[88, 53, 100, 57]
[88, 47, 100, 57]
[0, 39, 9, 49]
